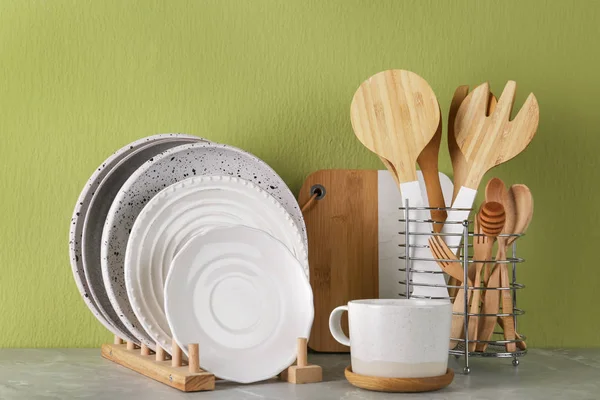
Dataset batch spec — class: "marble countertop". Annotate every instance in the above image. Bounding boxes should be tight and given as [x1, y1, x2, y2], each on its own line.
[0, 349, 598, 399]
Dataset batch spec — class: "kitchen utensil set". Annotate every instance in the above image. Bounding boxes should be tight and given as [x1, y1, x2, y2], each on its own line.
[69, 135, 313, 385]
[351, 70, 537, 358]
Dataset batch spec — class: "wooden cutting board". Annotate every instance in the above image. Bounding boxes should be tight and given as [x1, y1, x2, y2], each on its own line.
[299, 170, 378, 353]
[299, 169, 453, 352]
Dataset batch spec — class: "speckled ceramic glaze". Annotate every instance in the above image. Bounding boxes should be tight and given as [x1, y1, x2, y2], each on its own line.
[164, 226, 313, 383]
[81, 137, 200, 345]
[102, 142, 306, 349]
[329, 299, 452, 378]
[68, 133, 201, 341]
[125, 175, 308, 354]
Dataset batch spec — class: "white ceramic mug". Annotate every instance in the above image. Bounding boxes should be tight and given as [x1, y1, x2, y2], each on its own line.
[329, 299, 452, 378]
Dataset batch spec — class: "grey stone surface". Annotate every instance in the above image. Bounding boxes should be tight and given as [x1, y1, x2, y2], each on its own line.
[0, 349, 598, 399]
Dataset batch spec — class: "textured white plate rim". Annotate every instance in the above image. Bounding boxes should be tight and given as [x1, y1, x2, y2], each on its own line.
[80, 137, 201, 343]
[68, 133, 200, 339]
[102, 141, 305, 348]
[164, 225, 314, 383]
[125, 175, 308, 353]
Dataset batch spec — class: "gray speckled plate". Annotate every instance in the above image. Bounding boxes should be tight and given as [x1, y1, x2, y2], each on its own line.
[81, 137, 201, 346]
[68, 133, 201, 341]
[101, 142, 306, 350]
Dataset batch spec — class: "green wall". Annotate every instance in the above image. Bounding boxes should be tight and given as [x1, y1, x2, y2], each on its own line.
[0, 0, 597, 348]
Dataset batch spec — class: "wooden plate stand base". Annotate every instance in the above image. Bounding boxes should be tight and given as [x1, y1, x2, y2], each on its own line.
[102, 336, 322, 392]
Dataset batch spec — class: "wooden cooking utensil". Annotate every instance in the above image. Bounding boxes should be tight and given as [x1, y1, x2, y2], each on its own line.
[428, 235, 472, 349]
[382, 111, 445, 233]
[451, 81, 539, 214]
[467, 202, 505, 352]
[510, 184, 534, 245]
[505, 184, 533, 350]
[379, 157, 400, 186]
[484, 178, 518, 352]
[417, 112, 446, 233]
[428, 235, 472, 286]
[446, 87, 497, 299]
[448, 86, 498, 203]
[351, 69, 447, 298]
[351, 69, 439, 198]
[477, 183, 533, 352]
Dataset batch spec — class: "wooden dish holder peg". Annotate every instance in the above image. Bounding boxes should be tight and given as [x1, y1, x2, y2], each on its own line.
[103, 336, 321, 392]
[279, 338, 323, 384]
[102, 336, 215, 392]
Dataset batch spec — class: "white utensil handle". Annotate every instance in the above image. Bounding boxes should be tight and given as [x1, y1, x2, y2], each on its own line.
[329, 306, 350, 346]
[399, 181, 449, 299]
[442, 186, 477, 253]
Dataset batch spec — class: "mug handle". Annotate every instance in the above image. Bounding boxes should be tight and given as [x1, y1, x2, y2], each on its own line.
[329, 305, 350, 346]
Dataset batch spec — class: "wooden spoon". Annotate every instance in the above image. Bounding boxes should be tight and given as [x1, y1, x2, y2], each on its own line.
[451, 81, 539, 214]
[509, 184, 534, 245]
[477, 178, 516, 351]
[467, 201, 505, 352]
[505, 184, 533, 350]
[383, 110, 445, 232]
[352, 70, 447, 298]
[351, 69, 440, 200]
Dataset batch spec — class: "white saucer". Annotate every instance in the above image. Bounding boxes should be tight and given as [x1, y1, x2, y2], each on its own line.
[164, 226, 314, 383]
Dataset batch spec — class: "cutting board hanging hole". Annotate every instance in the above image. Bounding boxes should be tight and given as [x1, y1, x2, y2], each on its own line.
[301, 184, 326, 213]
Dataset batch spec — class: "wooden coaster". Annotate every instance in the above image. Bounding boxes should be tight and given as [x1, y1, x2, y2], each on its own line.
[344, 366, 454, 393]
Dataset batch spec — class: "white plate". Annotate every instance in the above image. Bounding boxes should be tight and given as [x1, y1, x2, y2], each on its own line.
[102, 142, 306, 349]
[68, 133, 200, 340]
[125, 175, 308, 354]
[81, 137, 201, 345]
[164, 226, 314, 383]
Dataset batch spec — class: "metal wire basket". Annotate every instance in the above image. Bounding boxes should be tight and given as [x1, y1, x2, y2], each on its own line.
[398, 200, 526, 374]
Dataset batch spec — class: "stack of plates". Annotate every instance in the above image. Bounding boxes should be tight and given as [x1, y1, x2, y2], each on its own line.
[69, 134, 314, 383]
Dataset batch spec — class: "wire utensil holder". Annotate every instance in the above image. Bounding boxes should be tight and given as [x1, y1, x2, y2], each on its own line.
[398, 200, 526, 374]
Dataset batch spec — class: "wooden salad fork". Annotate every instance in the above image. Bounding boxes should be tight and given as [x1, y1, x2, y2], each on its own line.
[428, 235, 472, 349]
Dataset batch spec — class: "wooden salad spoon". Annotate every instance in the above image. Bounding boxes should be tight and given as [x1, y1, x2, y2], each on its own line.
[383, 111, 445, 232]
[467, 201, 505, 352]
[351, 69, 439, 202]
[351, 70, 448, 298]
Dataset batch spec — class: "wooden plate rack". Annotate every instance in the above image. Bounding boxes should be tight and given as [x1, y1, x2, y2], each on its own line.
[102, 336, 322, 392]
